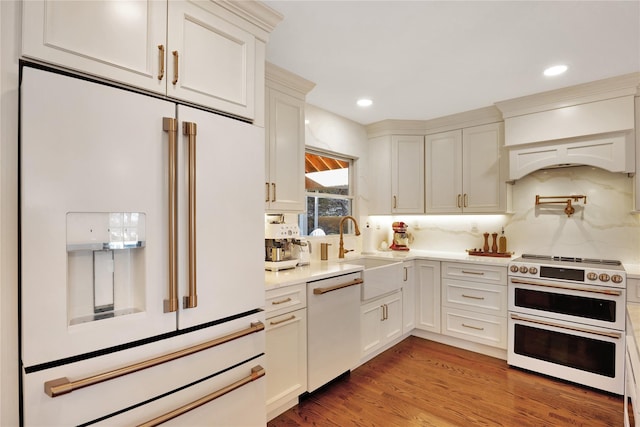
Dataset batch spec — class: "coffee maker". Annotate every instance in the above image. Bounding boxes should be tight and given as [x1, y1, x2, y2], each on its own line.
[390, 221, 410, 251]
[265, 222, 301, 271]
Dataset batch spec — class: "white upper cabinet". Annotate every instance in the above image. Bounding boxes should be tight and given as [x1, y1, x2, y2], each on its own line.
[368, 135, 424, 214]
[22, 0, 281, 120]
[426, 122, 505, 213]
[264, 63, 315, 213]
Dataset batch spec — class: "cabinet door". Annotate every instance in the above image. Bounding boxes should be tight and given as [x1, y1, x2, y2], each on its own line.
[266, 309, 307, 419]
[368, 136, 393, 214]
[425, 130, 463, 213]
[22, 0, 167, 94]
[462, 123, 504, 213]
[167, 1, 256, 119]
[383, 292, 403, 343]
[361, 299, 384, 355]
[416, 260, 441, 333]
[265, 88, 305, 212]
[392, 136, 425, 213]
[402, 261, 416, 333]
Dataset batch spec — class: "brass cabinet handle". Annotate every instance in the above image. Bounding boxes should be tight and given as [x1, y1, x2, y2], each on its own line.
[510, 278, 622, 296]
[461, 270, 485, 276]
[163, 117, 179, 313]
[44, 322, 265, 398]
[457, 194, 461, 208]
[271, 297, 292, 305]
[271, 183, 276, 202]
[172, 50, 179, 85]
[393, 195, 397, 209]
[510, 314, 622, 339]
[403, 267, 408, 282]
[463, 193, 468, 208]
[265, 182, 270, 202]
[269, 315, 296, 326]
[462, 294, 485, 300]
[313, 278, 363, 295]
[137, 365, 265, 427]
[462, 323, 484, 331]
[183, 121, 198, 309]
[157, 45, 165, 81]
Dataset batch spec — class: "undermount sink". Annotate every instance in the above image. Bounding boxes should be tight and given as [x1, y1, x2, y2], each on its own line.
[344, 257, 403, 300]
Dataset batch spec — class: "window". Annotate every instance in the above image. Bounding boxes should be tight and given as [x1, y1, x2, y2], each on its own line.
[299, 151, 354, 236]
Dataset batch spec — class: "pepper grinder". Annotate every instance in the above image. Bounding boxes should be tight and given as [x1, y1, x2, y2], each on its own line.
[491, 232, 498, 253]
[483, 233, 490, 252]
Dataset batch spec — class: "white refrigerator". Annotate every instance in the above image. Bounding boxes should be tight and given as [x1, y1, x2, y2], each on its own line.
[20, 65, 266, 425]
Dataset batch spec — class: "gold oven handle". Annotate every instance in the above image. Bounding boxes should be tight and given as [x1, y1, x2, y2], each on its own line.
[510, 277, 622, 296]
[183, 121, 198, 309]
[163, 117, 179, 313]
[136, 365, 265, 427]
[510, 314, 621, 339]
[43, 322, 264, 398]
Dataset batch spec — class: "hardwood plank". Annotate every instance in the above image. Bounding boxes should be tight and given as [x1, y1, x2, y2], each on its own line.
[269, 336, 623, 426]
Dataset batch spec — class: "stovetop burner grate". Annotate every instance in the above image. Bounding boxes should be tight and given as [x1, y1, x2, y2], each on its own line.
[520, 253, 622, 266]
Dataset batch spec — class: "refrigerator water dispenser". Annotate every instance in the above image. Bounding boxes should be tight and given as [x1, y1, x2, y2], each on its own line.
[66, 212, 146, 325]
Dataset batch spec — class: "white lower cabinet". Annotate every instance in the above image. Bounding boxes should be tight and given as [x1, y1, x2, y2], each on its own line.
[402, 261, 416, 333]
[415, 260, 441, 333]
[361, 290, 403, 358]
[265, 284, 307, 421]
[440, 262, 507, 349]
[626, 309, 640, 427]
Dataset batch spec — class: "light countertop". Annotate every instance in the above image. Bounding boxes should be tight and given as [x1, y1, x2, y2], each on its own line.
[265, 250, 514, 290]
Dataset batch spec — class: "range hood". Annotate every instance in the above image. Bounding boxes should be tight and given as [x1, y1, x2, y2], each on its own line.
[495, 74, 640, 180]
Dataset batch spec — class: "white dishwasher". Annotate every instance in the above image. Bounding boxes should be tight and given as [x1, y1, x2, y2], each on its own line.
[307, 271, 362, 392]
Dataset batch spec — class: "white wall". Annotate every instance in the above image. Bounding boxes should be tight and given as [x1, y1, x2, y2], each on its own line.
[1, 1, 20, 425]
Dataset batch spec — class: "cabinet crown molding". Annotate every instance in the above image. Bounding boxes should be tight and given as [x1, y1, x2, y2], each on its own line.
[266, 62, 316, 97]
[365, 106, 502, 138]
[215, 0, 283, 39]
[495, 72, 640, 119]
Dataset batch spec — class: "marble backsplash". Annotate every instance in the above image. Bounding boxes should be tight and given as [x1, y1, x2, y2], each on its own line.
[368, 165, 640, 265]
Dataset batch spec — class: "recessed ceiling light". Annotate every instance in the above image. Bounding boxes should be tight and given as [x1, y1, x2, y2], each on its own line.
[357, 98, 373, 107]
[543, 65, 568, 76]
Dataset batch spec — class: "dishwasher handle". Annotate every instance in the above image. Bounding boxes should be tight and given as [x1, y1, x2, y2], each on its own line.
[313, 278, 363, 295]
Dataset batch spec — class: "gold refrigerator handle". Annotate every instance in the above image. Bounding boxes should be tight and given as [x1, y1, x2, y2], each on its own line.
[137, 365, 265, 427]
[43, 322, 265, 398]
[183, 121, 198, 309]
[163, 118, 179, 313]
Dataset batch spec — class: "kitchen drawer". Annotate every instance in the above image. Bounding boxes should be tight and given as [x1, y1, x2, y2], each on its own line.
[442, 279, 507, 316]
[442, 262, 507, 286]
[22, 312, 264, 426]
[442, 307, 507, 349]
[266, 283, 306, 318]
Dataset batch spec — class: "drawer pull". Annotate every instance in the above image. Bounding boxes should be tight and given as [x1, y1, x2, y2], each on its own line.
[270, 315, 296, 326]
[462, 294, 485, 300]
[44, 322, 264, 398]
[313, 278, 363, 295]
[271, 297, 292, 305]
[461, 270, 484, 275]
[137, 365, 265, 427]
[462, 323, 484, 331]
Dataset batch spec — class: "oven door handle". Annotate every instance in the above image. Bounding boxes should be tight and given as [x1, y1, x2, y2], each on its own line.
[509, 278, 622, 296]
[510, 314, 622, 339]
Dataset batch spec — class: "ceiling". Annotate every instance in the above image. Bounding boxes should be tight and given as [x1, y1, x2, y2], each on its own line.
[264, 1, 640, 125]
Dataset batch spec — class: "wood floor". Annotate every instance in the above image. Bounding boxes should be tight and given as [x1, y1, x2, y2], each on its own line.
[268, 336, 623, 426]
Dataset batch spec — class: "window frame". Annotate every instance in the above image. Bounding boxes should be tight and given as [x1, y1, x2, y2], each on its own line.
[300, 149, 357, 236]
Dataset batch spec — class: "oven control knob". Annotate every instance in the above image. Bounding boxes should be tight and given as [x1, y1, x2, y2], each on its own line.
[587, 272, 598, 281]
[510, 265, 519, 273]
[612, 274, 624, 284]
[598, 273, 610, 282]
[528, 267, 538, 275]
[519, 266, 528, 274]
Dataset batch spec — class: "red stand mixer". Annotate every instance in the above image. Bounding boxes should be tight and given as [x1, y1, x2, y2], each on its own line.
[390, 221, 410, 251]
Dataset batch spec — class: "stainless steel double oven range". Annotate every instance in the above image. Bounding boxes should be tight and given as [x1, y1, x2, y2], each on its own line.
[508, 254, 626, 394]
